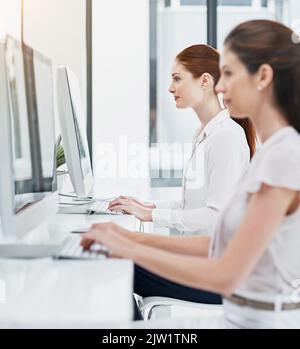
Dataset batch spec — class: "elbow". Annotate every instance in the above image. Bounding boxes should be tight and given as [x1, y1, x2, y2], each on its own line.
[221, 282, 237, 298]
[213, 264, 242, 297]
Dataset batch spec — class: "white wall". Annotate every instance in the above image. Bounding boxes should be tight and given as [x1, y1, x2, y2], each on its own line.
[93, 0, 150, 197]
[157, 7, 207, 144]
[0, 0, 86, 136]
[0, 0, 21, 40]
[23, 0, 87, 136]
[217, 7, 275, 48]
[289, 0, 300, 24]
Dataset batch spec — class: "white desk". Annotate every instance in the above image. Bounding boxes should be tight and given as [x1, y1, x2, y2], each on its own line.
[0, 212, 137, 328]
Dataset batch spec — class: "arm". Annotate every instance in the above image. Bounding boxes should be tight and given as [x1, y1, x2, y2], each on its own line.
[152, 206, 218, 234]
[109, 196, 156, 210]
[83, 184, 297, 296]
[151, 131, 247, 232]
[108, 197, 182, 221]
[122, 230, 211, 257]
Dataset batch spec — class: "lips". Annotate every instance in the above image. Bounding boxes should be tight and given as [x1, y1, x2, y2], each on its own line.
[174, 96, 180, 101]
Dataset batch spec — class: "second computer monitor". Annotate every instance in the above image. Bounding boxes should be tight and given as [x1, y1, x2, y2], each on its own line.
[0, 36, 58, 240]
[56, 65, 93, 199]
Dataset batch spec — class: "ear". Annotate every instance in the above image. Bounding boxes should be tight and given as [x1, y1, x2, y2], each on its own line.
[255, 64, 274, 91]
[200, 73, 213, 88]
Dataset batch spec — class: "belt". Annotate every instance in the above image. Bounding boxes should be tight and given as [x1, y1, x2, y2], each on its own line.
[226, 294, 300, 311]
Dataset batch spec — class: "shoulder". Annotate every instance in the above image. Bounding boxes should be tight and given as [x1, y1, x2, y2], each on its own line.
[207, 122, 246, 151]
[261, 133, 300, 167]
[247, 131, 300, 193]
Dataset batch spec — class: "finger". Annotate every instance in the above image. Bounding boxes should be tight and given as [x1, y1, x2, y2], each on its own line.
[90, 222, 110, 231]
[108, 198, 122, 208]
[108, 198, 129, 209]
[120, 196, 140, 205]
[80, 233, 95, 250]
[109, 204, 128, 213]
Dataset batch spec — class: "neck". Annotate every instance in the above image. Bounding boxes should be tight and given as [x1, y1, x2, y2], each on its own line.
[251, 103, 289, 143]
[193, 94, 223, 126]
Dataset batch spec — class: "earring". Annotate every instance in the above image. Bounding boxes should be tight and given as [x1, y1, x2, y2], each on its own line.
[257, 86, 263, 92]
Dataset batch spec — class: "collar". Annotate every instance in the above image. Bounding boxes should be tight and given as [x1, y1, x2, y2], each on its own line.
[193, 109, 230, 144]
[259, 126, 297, 151]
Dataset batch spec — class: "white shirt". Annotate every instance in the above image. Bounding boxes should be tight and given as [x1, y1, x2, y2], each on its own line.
[210, 127, 300, 298]
[152, 109, 250, 235]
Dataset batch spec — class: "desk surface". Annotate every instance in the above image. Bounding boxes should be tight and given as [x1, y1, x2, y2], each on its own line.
[0, 212, 137, 328]
[0, 258, 133, 328]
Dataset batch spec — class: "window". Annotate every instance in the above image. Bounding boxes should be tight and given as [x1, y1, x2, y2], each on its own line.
[149, 0, 299, 187]
[181, 0, 206, 5]
[150, 0, 207, 186]
[218, 0, 252, 5]
[217, 0, 287, 48]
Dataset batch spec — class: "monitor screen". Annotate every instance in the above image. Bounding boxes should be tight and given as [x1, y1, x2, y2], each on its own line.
[56, 65, 93, 198]
[68, 70, 89, 179]
[5, 36, 57, 214]
[73, 108, 87, 177]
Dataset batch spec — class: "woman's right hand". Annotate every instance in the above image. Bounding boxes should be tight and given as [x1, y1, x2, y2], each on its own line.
[109, 196, 156, 210]
[81, 222, 134, 258]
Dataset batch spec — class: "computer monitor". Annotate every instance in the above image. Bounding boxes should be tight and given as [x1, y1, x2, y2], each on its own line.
[56, 65, 93, 199]
[0, 36, 58, 240]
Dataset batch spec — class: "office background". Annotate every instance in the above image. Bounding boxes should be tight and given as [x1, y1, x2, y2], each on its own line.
[1, 0, 299, 196]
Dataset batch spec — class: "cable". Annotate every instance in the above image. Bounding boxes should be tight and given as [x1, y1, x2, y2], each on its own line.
[57, 170, 69, 175]
[59, 193, 79, 199]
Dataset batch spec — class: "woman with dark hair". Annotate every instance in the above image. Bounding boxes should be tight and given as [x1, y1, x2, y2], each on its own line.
[109, 44, 255, 236]
[82, 20, 300, 328]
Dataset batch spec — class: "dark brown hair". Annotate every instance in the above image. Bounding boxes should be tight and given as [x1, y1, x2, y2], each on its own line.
[176, 44, 256, 158]
[225, 19, 300, 134]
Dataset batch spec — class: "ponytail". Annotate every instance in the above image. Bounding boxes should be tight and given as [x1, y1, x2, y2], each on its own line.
[232, 118, 257, 159]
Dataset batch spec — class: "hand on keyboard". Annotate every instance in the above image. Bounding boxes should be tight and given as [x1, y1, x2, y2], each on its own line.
[88, 200, 124, 215]
[55, 236, 109, 260]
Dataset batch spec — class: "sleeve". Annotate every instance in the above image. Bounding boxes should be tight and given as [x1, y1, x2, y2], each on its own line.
[152, 206, 219, 235]
[245, 146, 300, 194]
[205, 130, 249, 210]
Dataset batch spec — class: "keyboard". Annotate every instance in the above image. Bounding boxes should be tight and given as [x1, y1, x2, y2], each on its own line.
[58, 200, 123, 215]
[0, 235, 109, 260]
[54, 235, 109, 260]
[87, 200, 118, 214]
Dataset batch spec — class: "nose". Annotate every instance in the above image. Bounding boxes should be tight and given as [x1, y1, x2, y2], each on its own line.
[168, 83, 175, 94]
[215, 76, 225, 95]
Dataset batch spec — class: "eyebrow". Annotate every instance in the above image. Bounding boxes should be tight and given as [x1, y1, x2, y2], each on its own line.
[172, 73, 180, 77]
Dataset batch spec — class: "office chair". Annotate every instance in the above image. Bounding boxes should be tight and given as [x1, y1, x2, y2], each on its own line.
[138, 296, 224, 321]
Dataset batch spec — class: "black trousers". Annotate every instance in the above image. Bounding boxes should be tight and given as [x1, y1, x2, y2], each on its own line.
[133, 265, 222, 320]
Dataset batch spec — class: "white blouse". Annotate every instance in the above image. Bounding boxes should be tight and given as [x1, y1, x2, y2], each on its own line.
[210, 127, 300, 298]
[152, 109, 250, 235]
